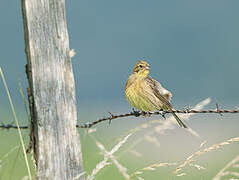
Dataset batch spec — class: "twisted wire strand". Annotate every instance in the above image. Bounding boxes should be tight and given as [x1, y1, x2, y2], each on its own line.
[1, 108, 238, 129]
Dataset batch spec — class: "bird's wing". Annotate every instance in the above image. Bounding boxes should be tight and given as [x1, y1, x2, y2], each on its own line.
[149, 76, 172, 101]
[145, 76, 173, 109]
[145, 76, 187, 128]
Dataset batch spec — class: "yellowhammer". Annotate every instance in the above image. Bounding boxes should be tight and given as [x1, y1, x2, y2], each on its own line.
[125, 60, 187, 128]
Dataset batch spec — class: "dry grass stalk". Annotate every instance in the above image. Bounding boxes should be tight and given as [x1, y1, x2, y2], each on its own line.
[131, 162, 177, 179]
[176, 173, 186, 177]
[0, 67, 32, 180]
[130, 98, 211, 155]
[86, 157, 111, 180]
[136, 176, 145, 180]
[87, 128, 97, 134]
[110, 134, 132, 155]
[95, 134, 132, 180]
[189, 163, 205, 170]
[0, 146, 21, 171]
[73, 172, 86, 180]
[125, 98, 210, 142]
[87, 134, 132, 180]
[174, 137, 239, 174]
[220, 171, 239, 177]
[233, 164, 239, 168]
[144, 135, 161, 147]
[126, 120, 159, 138]
[110, 156, 130, 180]
[213, 155, 239, 180]
[0, 145, 19, 165]
[200, 141, 207, 148]
[154, 98, 211, 136]
[129, 150, 142, 157]
[142, 162, 177, 170]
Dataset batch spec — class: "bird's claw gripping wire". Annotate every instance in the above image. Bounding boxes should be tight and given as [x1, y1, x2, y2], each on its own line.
[141, 111, 152, 117]
[131, 108, 141, 117]
[158, 109, 166, 119]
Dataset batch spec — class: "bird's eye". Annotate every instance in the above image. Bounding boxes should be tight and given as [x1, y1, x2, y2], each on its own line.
[139, 65, 143, 68]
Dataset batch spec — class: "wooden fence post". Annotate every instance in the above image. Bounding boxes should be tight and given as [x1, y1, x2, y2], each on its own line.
[21, 0, 84, 179]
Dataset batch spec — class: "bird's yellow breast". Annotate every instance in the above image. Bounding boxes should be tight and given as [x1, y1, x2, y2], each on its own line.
[125, 77, 158, 111]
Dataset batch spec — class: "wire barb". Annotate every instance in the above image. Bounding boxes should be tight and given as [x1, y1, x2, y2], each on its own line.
[216, 103, 223, 116]
[108, 112, 115, 125]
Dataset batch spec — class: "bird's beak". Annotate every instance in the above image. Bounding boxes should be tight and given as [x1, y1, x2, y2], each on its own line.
[145, 66, 150, 70]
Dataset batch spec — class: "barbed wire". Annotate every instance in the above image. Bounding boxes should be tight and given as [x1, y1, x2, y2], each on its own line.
[1, 107, 239, 130]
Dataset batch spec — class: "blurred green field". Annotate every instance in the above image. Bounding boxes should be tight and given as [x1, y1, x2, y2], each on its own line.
[0, 108, 239, 180]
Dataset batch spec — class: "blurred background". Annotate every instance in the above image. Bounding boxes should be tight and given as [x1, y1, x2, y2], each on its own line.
[0, 0, 239, 179]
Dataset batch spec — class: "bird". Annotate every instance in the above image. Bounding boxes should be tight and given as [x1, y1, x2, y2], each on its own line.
[125, 60, 187, 128]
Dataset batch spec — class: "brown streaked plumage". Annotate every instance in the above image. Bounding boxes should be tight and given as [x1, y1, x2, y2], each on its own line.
[125, 60, 187, 128]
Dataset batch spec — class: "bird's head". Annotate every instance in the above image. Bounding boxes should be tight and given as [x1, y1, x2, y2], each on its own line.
[133, 60, 150, 76]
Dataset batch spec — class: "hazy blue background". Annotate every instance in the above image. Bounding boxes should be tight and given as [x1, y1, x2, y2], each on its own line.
[1, 0, 239, 118]
[0, 1, 239, 179]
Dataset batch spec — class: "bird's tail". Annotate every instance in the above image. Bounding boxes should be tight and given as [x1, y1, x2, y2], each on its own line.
[171, 111, 187, 128]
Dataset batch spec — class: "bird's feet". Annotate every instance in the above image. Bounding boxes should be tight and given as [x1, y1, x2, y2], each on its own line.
[131, 109, 152, 117]
[142, 111, 152, 117]
[158, 109, 166, 119]
[131, 108, 141, 117]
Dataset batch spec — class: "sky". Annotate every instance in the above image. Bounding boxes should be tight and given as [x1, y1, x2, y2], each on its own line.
[0, 0, 239, 119]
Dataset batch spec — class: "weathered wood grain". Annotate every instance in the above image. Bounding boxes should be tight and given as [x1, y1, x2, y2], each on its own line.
[21, 0, 84, 179]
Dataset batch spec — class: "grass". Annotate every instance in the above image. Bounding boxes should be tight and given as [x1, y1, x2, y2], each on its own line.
[0, 67, 239, 180]
[174, 137, 239, 175]
[0, 116, 239, 179]
[0, 67, 32, 180]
